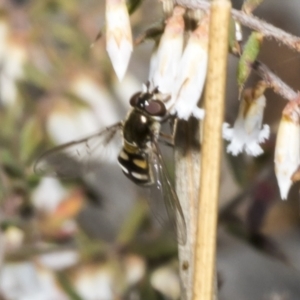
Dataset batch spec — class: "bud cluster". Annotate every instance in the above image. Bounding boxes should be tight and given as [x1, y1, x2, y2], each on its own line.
[148, 6, 209, 120]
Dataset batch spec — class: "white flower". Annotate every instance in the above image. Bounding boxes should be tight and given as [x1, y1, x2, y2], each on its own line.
[150, 265, 180, 300]
[37, 250, 79, 271]
[123, 254, 146, 285]
[0, 28, 27, 107]
[170, 15, 209, 120]
[45, 98, 120, 166]
[106, 0, 133, 81]
[149, 6, 185, 94]
[71, 74, 119, 126]
[0, 262, 67, 300]
[274, 101, 300, 200]
[32, 178, 68, 213]
[112, 73, 142, 109]
[0, 20, 9, 57]
[73, 264, 114, 300]
[47, 100, 99, 144]
[223, 81, 270, 156]
[4, 227, 24, 251]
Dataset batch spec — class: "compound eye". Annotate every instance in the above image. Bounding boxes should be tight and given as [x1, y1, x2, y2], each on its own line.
[129, 92, 141, 107]
[145, 100, 167, 117]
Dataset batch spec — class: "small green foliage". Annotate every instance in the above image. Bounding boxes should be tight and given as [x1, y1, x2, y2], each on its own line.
[0, 149, 24, 178]
[127, 0, 144, 15]
[117, 200, 148, 245]
[56, 272, 84, 300]
[237, 31, 264, 95]
[20, 116, 43, 163]
[242, 0, 265, 14]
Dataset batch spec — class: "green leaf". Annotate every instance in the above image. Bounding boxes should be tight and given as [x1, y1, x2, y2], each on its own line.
[127, 0, 144, 15]
[116, 200, 148, 245]
[24, 64, 51, 90]
[20, 117, 43, 163]
[0, 149, 24, 178]
[56, 272, 84, 300]
[242, 0, 265, 14]
[237, 32, 263, 94]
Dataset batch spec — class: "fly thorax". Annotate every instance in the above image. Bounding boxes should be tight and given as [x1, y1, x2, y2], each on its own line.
[123, 110, 158, 148]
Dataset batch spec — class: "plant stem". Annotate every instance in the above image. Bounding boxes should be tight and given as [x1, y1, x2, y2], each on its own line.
[252, 60, 297, 100]
[175, 119, 201, 300]
[193, 0, 231, 299]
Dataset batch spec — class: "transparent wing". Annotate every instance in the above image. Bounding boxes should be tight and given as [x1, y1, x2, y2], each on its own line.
[34, 123, 123, 178]
[148, 141, 187, 245]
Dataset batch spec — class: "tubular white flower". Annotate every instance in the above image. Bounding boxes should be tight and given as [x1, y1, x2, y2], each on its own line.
[149, 6, 185, 94]
[0, 19, 9, 58]
[223, 81, 270, 156]
[112, 73, 142, 109]
[71, 74, 119, 126]
[32, 177, 68, 213]
[47, 102, 99, 144]
[46, 99, 120, 164]
[0, 37, 27, 107]
[37, 250, 79, 271]
[150, 265, 180, 300]
[106, 0, 133, 81]
[4, 227, 24, 251]
[170, 15, 209, 120]
[275, 101, 300, 200]
[73, 264, 114, 300]
[123, 254, 146, 286]
[0, 262, 68, 300]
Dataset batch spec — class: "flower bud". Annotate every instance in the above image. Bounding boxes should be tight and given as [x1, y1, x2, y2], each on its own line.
[274, 100, 300, 200]
[106, 0, 133, 81]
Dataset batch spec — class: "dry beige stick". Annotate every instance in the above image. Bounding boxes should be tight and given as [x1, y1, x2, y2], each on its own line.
[193, 0, 231, 299]
[175, 119, 201, 300]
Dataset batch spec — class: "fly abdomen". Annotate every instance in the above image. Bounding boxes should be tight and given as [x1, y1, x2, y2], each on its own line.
[117, 149, 153, 186]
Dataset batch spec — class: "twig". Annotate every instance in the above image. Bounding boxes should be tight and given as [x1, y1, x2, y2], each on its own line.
[252, 60, 298, 100]
[174, 0, 300, 52]
[193, 0, 231, 299]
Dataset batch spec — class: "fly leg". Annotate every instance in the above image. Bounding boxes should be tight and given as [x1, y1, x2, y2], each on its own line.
[159, 117, 178, 147]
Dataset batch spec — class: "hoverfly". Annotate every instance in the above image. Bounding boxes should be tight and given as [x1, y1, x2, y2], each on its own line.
[34, 84, 187, 244]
